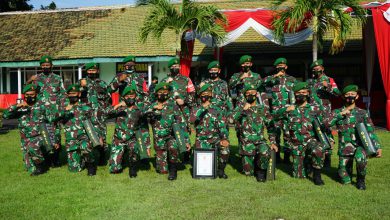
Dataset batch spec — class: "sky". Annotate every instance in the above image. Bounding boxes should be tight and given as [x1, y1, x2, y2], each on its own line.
[29, 0, 137, 9]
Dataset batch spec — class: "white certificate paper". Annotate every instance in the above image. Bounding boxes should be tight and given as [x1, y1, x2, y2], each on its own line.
[196, 152, 213, 176]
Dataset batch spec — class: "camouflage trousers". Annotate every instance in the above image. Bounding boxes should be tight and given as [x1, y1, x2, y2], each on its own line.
[140, 118, 152, 149]
[109, 137, 138, 173]
[195, 139, 229, 165]
[20, 136, 45, 174]
[291, 139, 325, 178]
[338, 147, 367, 184]
[154, 136, 179, 174]
[241, 141, 270, 175]
[66, 137, 95, 172]
[269, 121, 292, 154]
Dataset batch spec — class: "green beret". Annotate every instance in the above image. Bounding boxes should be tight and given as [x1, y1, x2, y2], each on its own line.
[273, 57, 287, 66]
[198, 84, 212, 95]
[293, 82, 309, 92]
[239, 55, 252, 65]
[168, 58, 180, 68]
[22, 84, 38, 94]
[123, 55, 136, 63]
[85, 62, 99, 70]
[121, 84, 137, 97]
[155, 82, 170, 93]
[342, 84, 358, 94]
[39, 55, 52, 64]
[243, 83, 257, 93]
[310, 59, 323, 69]
[207, 61, 220, 70]
[66, 84, 80, 93]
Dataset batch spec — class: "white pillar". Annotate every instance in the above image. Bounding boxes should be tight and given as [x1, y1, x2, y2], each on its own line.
[78, 65, 83, 80]
[148, 63, 153, 86]
[17, 68, 22, 99]
[6, 70, 10, 93]
[0, 68, 3, 93]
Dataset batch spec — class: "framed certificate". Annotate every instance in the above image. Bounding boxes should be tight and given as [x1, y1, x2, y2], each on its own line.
[193, 148, 217, 179]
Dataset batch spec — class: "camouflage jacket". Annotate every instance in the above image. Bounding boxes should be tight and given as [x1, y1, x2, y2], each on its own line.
[326, 107, 381, 156]
[200, 78, 233, 114]
[108, 73, 149, 103]
[81, 78, 111, 110]
[190, 103, 229, 147]
[161, 74, 195, 107]
[308, 74, 340, 107]
[228, 71, 262, 106]
[263, 74, 296, 112]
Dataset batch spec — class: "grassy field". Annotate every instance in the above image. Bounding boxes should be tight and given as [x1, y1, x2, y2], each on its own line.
[0, 125, 389, 220]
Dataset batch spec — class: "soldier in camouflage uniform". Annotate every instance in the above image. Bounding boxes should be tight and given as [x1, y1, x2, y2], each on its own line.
[26, 55, 66, 167]
[263, 57, 296, 163]
[56, 84, 100, 175]
[3, 84, 49, 175]
[199, 61, 233, 126]
[190, 84, 230, 179]
[273, 82, 328, 185]
[106, 84, 151, 178]
[308, 59, 341, 167]
[80, 62, 111, 165]
[325, 85, 382, 190]
[145, 82, 191, 180]
[230, 84, 278, 182]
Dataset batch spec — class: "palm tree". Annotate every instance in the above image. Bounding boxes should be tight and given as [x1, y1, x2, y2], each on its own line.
[272, 0, 366, 61]
[139, 0, 226, 57]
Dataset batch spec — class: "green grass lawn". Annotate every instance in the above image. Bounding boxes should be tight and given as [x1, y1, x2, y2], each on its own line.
[0, 125, 389, 220]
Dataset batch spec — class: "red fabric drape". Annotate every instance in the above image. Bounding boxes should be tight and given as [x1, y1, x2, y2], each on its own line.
[180, 39, 194, 77]
[372, 5, 390, 130]
[0, 94, 22, 109]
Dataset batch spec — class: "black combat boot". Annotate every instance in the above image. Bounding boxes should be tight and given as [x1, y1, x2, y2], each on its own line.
[256, 169, 266, 182]
[356, 175, 366, 190]
[283, 150, 291, 164]
[346, 159, 353, 177]
[324, 153, 331, 168]
[31, 162, 45, 176]
[87, 163, 97, 176]
[313, 168, 324, 186]
[98, 146, 107, 166]
[275, 151, 281, 163]
[129, 161, 138, 178]
[168, 163, 177, 181]
[218, 163, 228, 179]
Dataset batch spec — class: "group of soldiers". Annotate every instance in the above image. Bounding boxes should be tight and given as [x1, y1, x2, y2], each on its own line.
[3, 54, 382, 190]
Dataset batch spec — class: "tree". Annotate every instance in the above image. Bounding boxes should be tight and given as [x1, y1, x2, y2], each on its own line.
[41, 1, 56, 10]
[272, 0, 366, 61]
[0, 0, 33, 12]
[139, 0, 226, 57]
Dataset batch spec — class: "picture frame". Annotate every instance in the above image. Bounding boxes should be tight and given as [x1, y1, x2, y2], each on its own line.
[193, 148, 217, 179]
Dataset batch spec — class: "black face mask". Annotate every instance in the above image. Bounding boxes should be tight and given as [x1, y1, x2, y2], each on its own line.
[312, 70, 323, 78]
[245, 94, 256, 104]
[88, 74, 99, 80]
[25, 97, 36, 105]
[170, 68, 180, 76]
[68, 96, 79, 104]
[209, 72, 218, 79]
[242, 65, 251, 72]
[42, 68, 51, 74]
[124, 98, 136, 106]
[157, 94, 168, 102]
[200, 95, 211, 103]
[276, 67, 285, 73]
[345, 96, 357, 105]
[295, 94, 308, 103]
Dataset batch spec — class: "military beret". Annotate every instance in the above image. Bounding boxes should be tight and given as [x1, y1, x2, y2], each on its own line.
[155, 82, 170, 93]
[239, 55, 252, 65]
[168, 58, 180, 68]
[273, 57, 287, 66]
[39, 55, 52, 64]
[207, 61, 220, 70]
[293, 82, 309, 92]
[22, 84, 39, 94]
[342, 84, 358, 94]
[310, 59, 323, 69]
[66, 84, 80, 93]
[85, 62, 99, 70]
[123, 55, 136, 63]
[243, 83, 257, 93]
[121, 84, 137, 97]
[198, 84, 212, 95]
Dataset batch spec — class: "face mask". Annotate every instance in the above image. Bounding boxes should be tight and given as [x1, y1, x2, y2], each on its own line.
[124, 97, 136, 106]
[68, 96, 79, 104]
[25, 97, 36, 105]
[209, 71, 219, 79]
[88, 74, 99, 80]
[312, 70, 323, 78]
[245, 94, 256, 104]
[125, 70, 135, 74]
[276, 67, 285, 73]
[200, 95, 211, 103]
[170, 68, 180, 76]
[157, 94, 168, 102]
[295, 94, 308, 103]
[42, 68, 51, 74]
[242, 65, 251, 72]
[345, 96, 356, 105]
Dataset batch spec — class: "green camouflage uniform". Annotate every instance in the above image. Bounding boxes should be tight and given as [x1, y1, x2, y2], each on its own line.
[229, 70, 262, 107]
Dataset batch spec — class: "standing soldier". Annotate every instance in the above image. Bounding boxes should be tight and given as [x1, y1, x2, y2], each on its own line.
[145, 82, 191, 180]
[26, 55, 66, 168]
[263, 57, 296, 163]
[309, 59, 341, 167]
[190, 84, 230, 179]
[80, 62, 111, 165]
[274, 82, 327, 185]
[230, 84, 278, 182]
[107, 84, 151, 177]
[326, 85, 382, 190]
[199, 61, 233, 126]
[56, 84, 101, 175]
[3, 84, 48, 175]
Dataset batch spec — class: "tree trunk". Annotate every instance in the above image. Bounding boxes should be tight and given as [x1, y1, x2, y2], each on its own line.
[312, 32, 318, 62]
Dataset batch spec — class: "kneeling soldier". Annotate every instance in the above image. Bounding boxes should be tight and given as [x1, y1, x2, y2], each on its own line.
[107, 84, 151, 177]
[230, 84, 278, 182]
[190, 84, 230, 179]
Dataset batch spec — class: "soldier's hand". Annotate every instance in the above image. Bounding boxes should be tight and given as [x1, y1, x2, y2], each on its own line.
[286, 105, 295, 112]
[54, 143, 60, 150]
[154, 103, 163, 110]
[176, 98, 184, 106]
[376, 149, 382, 158]
[274, 71, 284, 78]
[202, 101, 210, 108]
[114, 101, 125, 110]
[199, 82, 205, 88]
[240, 72, 249, 80]
[270, 144, 278, 152]
[166, 77, 173, 83]
[28, 74, 37, 82]
[80, 79, 87, 87]
[65, 105, 73, 111]
[340, 109, 350, 116]
[220, 140, 229, 148]
[243, 103, 251, 110]
[322, 81, 328, 87]
[17, 101, 27, 108]
[99, 137, 104, 146]
[186, 143, 191, 151]
[147, 148, 151, 157]
[118, 73, 127, 82]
